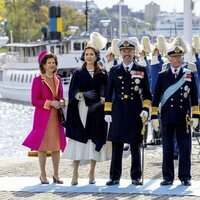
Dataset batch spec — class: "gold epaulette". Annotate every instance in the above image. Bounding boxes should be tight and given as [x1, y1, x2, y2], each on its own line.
[151, 106, 158, 116]
[192, 106, 200, 115]
[28, 151, 52, 157]
[186, 62, 197, 72]
[104, 102, 112, 112]
[143, 99, 151, 109]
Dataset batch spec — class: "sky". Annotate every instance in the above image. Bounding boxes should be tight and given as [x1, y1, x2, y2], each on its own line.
[73, 0, 200, 15]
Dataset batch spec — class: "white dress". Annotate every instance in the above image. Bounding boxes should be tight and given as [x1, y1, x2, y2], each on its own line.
[62, 71, 112, 162]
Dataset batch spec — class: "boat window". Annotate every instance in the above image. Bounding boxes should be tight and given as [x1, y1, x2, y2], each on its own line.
[21, 74, 24, 83]
[10, 73, 13, 81]
[14, 74, 17, 81]
[50, 46, 54, 53]
[17, 74, 20, 82]
[74, 42, 81, 51]
[29, 74, 32, 83]
[25, 74, 29, 83]
[17, 74, 21, 82]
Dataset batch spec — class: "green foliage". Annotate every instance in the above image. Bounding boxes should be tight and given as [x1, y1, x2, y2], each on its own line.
[3, 1, 86, 42]
[61, 5, 86, 36]
[0, 0, 6, 20]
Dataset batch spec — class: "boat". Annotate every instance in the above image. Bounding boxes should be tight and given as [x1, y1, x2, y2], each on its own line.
[0, 34, 108, 102]
[0, 36, 9, 47]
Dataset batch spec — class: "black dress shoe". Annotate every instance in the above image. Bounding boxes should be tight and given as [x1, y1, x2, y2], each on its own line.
[106, 179, 119, 186]
[181, 180, 191, 186]
[160, 180, 173, 186]
[132, 179, 142, 185]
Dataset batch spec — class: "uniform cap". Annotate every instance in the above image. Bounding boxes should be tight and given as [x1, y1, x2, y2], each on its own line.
[118, 39, 136, 50]
[170, 36, 189, 54]
[167, 46, 184, 56]
[38, 50, 51, 65]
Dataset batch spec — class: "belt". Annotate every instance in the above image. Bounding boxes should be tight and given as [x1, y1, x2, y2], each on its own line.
[118, 94, 132, 100]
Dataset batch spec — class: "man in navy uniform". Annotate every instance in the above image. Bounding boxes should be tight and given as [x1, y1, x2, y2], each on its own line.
[151, 45, 199, 186]
[104, 39, 152, 185]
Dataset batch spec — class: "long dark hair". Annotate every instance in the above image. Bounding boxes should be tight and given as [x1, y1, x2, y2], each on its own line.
[81, 46, 106, 74]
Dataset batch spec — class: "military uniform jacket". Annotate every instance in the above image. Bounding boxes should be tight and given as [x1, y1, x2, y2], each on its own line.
[151, 66, 199, 125]
[105, 62, 152, 144]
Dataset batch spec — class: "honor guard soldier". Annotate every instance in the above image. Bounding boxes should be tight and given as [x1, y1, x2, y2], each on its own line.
[151, 45, 200, 186]
[192, 35, 200, 101]
[104, 39, 152, 186]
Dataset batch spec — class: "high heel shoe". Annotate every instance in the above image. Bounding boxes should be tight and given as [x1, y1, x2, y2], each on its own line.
[89, 173, 96, 184]
[53, 176, 63, 184]
[71, 172, 78, 186]
[40, 176, 49, 184]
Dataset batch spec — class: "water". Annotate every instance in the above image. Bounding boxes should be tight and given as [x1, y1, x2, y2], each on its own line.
[0, 99, 34, 157]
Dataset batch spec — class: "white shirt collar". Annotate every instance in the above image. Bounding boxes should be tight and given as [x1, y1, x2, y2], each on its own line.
[123, 62, 133, 72]
[170, 66, 181, 74]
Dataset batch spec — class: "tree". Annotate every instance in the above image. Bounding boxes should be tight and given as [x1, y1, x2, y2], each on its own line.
[61, 5, 85, 36]
[0, 0, 7, 24]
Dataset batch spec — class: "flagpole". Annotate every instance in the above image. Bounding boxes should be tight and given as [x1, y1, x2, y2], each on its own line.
[119, 0, 122, 40]
[184, 0, 192, 62]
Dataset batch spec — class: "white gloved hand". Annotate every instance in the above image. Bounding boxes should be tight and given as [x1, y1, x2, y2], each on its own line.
[104, 115, 112, 123]
[192, 118, 199, 129]
[151, 119, 159, 132]
[140, 110, 148, 118]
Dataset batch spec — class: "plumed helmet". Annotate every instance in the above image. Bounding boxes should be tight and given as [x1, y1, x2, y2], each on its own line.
[168, 37, 175, 43]
[192, 35, 200, 53]
[111, 38, 121, 58]
[156, 35, 168, 54]
[128, 37, 142, 54]
[88, 32, 107, 50]
[141, 36, 153, 54]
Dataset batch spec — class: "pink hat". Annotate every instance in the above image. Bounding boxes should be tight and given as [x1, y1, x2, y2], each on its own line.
[38, 50, 51, 65]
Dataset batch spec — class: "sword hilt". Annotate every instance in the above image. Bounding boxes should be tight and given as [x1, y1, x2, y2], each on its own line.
[141, 116, 148, 136]
[186, 114, 193, 134]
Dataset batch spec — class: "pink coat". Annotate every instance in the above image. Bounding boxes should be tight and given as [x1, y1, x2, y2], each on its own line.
[22, 74, 67, 152]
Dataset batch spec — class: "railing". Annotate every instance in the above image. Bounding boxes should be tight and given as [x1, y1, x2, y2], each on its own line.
[61, 76, 71, 85]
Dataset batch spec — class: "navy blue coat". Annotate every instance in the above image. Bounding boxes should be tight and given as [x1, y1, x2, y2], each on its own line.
[65, 67, 108, 151]
[150, 54, 164, 95]
[151, 67, 199, 125]
[105, 62, 152, 144]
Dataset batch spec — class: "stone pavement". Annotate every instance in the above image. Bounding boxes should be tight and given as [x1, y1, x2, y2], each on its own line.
[0, 137, 200, 200]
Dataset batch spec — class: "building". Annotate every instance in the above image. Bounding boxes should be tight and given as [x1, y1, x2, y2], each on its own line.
[144, 1, 160, 23]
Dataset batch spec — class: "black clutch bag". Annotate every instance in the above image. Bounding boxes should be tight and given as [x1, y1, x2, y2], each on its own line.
[58, 108, 65, 127]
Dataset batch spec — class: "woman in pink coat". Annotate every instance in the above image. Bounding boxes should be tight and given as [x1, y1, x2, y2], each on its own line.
[22, 50, 67, 184]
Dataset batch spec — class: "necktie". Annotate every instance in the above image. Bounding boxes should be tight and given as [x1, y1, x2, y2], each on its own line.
[174, 69, 177, 79]
[126, 67, 129, 73]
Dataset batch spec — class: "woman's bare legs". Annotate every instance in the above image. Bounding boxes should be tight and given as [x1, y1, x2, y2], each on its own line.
[89, 159, 96, 183]
[71, 160, 79, 185]
[38, 151, 49, 183]
[51, 151, 60, 179]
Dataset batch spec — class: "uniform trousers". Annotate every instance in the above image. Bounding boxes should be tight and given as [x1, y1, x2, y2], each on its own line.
[162, 124, 192, 181]
[109, 142, 141, 181]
